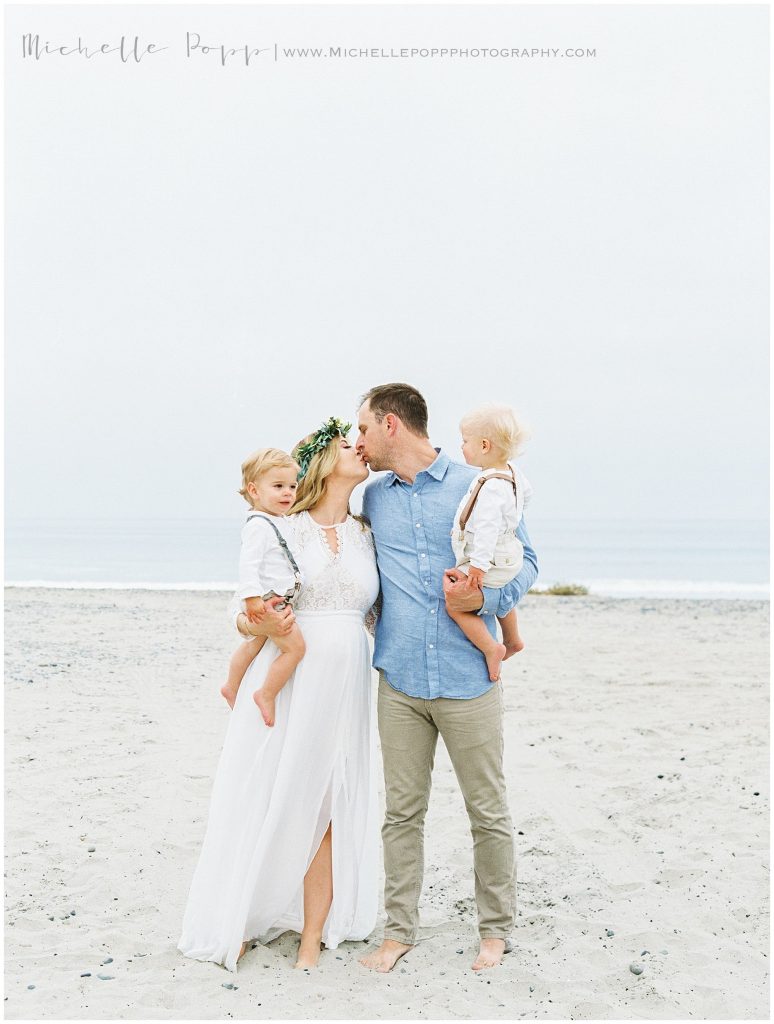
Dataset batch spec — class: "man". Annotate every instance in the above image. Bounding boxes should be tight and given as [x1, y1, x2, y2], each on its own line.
[355, 383, 538, 973]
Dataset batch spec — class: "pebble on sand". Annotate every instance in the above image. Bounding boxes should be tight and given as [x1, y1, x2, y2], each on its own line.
[222, 982, 237, 990]
[606, 929, 614, 937]
[101, 958, 113, 965]
[27, 985, 35, 990]
[97, 974, 114, 981]
[87, 847, 96, 853]
[80, 973, 91, 978]
[629, 963, 644, 976]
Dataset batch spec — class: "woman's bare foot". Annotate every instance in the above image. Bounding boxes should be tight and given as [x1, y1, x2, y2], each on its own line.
[484, 643, 506, 682]
[253, 688, 276, 727]
[221, 683, 239, 709]
[503, 637, 525, 659]
[237, 941, 248, 962]
[472, 938, 506, 971]
[294, 934, 323, 969]
[359, 939, 413, 973]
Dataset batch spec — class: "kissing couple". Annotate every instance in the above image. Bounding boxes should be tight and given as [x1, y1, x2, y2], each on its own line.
[178, 382, 537, 974]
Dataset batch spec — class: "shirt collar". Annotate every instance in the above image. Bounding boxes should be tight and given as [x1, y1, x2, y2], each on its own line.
[385, 448, 450, 487]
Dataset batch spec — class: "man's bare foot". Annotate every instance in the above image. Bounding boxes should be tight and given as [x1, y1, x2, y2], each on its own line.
[484, 643, 506, 682]
[253, 688, 275, 727]
[221, 683, 239, 709]
[294, 935, 323, 969]
[503, 638, 525, 659]
[359, 939, 413, 973]
[472, 938, 506, 971]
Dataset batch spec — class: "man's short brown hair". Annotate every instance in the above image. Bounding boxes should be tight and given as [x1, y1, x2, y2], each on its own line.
[360, 383, 429, 437]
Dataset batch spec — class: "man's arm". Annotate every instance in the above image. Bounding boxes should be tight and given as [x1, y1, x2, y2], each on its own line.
[444, 518, 538, 615]
[479, 518, 537, 616]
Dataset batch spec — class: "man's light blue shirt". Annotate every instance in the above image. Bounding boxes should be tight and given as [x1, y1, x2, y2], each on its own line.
[362, 449, 538, 700]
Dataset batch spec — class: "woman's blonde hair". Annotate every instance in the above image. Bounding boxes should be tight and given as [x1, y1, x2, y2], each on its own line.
[238, 447, 298, 505]
[460, 404, 530, 460]
[289, 435, 343, 515]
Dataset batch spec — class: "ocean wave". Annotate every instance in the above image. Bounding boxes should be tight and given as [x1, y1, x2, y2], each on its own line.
[4, 578, 770, 600]
[4, 580, 236, 592]
[577, 579, 769, 600]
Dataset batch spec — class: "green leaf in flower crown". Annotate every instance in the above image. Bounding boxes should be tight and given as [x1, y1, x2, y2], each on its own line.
[294, 416, 352, 479]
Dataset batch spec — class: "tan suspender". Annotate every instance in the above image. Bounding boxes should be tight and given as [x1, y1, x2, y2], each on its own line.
[459, 467, 517, 532]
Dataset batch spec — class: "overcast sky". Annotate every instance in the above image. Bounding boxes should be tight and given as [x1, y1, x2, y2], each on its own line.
[6, 4, 768, 523]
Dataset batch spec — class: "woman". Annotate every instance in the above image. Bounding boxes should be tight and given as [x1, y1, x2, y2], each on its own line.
[178, 421, 379, 971]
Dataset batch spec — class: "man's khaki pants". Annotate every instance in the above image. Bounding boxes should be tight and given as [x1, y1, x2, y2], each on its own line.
[377, 673, 516, 944]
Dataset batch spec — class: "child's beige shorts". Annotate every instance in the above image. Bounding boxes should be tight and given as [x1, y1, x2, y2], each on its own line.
[455, 533, 524, 589]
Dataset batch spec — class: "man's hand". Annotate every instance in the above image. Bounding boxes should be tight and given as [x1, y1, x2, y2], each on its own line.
[443, 569, 484, 613]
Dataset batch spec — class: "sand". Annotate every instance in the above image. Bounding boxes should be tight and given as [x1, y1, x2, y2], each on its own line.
[4, 588, 769, 1020]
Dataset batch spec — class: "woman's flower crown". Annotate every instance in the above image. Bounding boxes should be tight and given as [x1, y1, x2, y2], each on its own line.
[294, 417, 352, 480]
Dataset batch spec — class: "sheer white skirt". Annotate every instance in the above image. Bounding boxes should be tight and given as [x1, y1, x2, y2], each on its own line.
[178, 610, 379, 971]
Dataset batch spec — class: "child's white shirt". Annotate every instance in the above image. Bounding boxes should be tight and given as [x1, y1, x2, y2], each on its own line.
[237, 511, 299, 599]
[451, 464, 533, 573]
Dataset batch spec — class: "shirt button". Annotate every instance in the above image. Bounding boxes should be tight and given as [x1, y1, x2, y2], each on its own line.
[429, 644, 434, 649]
[420, 553, 426, 558]
[429, 609, 435, 614]
[415, 523, 421, 528]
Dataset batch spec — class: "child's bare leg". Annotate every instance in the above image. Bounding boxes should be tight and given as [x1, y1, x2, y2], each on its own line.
[253, 624, 306, 727]
[498, 608, 525, 658]
[221, 638, 265, 709]
[446, 604, 505, 682]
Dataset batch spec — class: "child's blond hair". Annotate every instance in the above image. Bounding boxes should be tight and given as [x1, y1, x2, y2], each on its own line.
[238, 447, 298, 505]
[460, 404, 529, 460]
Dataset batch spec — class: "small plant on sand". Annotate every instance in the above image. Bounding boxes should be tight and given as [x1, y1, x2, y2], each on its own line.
[528, 582, 589, 596]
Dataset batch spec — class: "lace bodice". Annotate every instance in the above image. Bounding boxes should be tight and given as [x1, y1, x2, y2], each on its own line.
[290, 512, 379, 615]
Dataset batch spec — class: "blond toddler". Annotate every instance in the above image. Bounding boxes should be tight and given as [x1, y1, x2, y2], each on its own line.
[221, 448, 306, 727]
[446, 404, 532, 682]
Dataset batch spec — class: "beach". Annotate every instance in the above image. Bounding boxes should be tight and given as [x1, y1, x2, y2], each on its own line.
[4, 587, 769, 1020]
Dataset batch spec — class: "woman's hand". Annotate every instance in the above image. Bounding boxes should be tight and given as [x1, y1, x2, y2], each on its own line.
[239, 596, 296, 638]
[244, 595, 267, 623]
[443, 569, 484, 612]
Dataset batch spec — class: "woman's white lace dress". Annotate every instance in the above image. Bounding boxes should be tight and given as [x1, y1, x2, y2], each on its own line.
[178, 512, 380, 971]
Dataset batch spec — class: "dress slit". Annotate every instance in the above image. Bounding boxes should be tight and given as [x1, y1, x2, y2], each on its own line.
[178, 513, 379, 971]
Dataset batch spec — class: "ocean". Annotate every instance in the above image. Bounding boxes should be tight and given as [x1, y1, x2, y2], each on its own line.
[4, 517, 768, 600]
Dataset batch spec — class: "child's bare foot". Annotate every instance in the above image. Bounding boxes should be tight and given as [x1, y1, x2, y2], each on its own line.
[503, 637, 525, 659]
[294, 935, 323, 968]
[221, 683, 239, 709]
[485, 643, 506, 682]
[253, 688, 276, 727]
